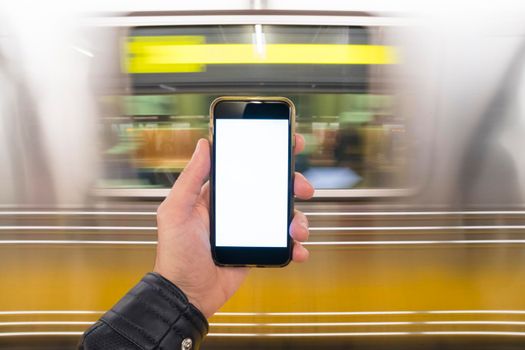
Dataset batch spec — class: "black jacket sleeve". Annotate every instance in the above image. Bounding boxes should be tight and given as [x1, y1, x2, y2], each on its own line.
[79, 272, 209, 350]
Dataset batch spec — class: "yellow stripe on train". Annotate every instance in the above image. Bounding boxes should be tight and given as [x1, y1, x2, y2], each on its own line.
[125, 35, 398, 73]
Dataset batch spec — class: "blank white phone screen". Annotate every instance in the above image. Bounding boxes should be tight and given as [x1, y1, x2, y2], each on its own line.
[215, 118, 289, 247]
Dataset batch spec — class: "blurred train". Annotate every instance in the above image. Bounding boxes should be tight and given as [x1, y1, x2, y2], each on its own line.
[1, 1, 525, 349]
[98, 15, 405, 197]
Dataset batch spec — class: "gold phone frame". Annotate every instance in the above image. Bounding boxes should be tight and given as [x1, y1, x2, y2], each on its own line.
[208, 96, 296, 267]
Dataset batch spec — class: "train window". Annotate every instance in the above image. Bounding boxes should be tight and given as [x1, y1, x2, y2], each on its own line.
[99, 25, 405, 191]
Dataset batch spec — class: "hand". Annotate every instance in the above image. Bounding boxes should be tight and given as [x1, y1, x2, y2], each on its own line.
[154, 134, 314, 318]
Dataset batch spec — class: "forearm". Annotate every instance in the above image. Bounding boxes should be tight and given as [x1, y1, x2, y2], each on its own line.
[79, 273, 208, 350]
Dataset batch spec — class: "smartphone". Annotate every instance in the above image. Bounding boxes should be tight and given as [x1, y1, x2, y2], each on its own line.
[209, 96, 295, 267]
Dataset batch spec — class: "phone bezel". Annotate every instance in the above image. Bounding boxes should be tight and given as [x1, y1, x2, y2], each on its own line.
[209, 96, 295, 267]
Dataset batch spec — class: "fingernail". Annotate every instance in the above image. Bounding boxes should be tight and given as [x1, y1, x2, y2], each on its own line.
[194, 140, 201, 154]
[191, 140, 202, 160]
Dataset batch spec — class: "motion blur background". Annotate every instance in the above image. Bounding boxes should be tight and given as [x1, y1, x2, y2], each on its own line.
[1, 0, 525, 348]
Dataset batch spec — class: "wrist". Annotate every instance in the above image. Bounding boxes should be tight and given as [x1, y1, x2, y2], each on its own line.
[149, 272, 210, 324]
[185, 295, 208, 319]
[184, 292, 216, 319]
[152, 268, 212, 318]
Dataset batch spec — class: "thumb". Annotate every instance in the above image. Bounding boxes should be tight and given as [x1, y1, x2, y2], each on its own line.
[166, 139, 210, 213]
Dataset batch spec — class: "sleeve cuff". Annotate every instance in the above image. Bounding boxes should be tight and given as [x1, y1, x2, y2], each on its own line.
[100, 272, 209, 349]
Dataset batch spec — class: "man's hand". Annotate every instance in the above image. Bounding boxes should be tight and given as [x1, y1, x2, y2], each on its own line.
[154, 135, 314, 318]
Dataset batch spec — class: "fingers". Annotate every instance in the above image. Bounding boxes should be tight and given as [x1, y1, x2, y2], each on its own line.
[292, 241, 310, 263]
[294, 133, 305, 155]
[294, 172, 314, 199]
[294, 133, 314, 199]
[290, 209, 309, 242]
[290, 209, 310, 263]
[167, 139, 210, 212]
